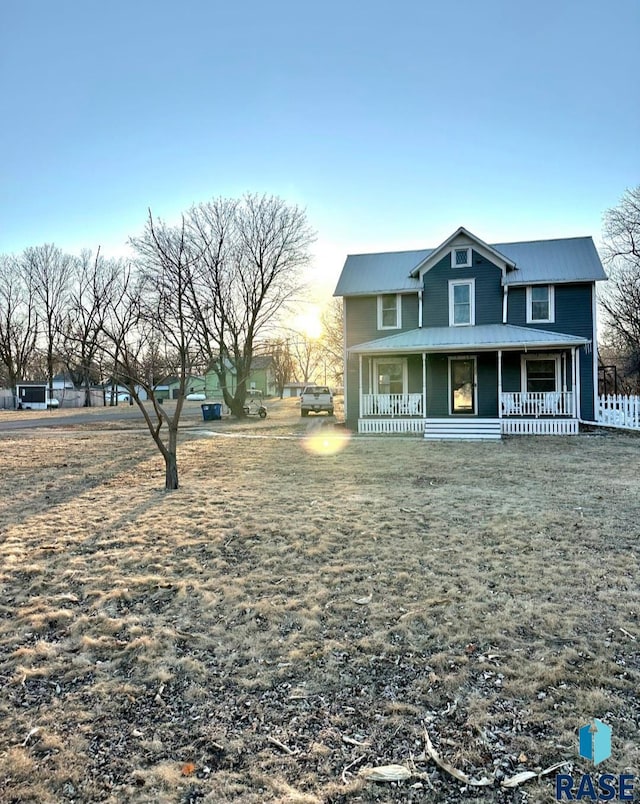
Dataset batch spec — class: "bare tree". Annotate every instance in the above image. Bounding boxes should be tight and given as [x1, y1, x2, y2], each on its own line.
[599, 186, 640, 392]
[291, 332, 321, 383]
[22, 244, 73, 403]
[268, 338, 294, 397]
[62, 249, 125, 405]
[319, 297, 344, 386]
[67, 213, 203, 489]
[0, 255, 38, 395]
[121, 212, 204, 489]
[187, 194, 315, 417]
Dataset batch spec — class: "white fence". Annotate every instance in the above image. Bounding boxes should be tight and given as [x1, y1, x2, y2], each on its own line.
[596, 394, 640, 430]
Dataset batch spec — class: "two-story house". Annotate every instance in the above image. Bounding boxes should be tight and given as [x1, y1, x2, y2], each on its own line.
[334, 227, 607, 438]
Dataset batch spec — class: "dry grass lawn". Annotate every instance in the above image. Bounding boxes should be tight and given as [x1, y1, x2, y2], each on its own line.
[0, 399, 639, 803]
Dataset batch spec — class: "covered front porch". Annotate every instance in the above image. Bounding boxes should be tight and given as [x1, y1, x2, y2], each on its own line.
[349, 324, 589, 436]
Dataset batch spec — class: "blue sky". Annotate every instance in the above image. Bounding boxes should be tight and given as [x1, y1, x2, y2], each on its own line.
[1, 0, 638, 299]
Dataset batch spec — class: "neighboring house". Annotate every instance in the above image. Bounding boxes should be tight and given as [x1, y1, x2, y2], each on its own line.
[205, 358, 237, 398]
[334, 227, 607, 437]
[103, 382, 148, 402]
[154, 375, 205, 401]
[248, 355, 276, 396]
[52, 372, 76, 391]
[205, 355, 276, 398]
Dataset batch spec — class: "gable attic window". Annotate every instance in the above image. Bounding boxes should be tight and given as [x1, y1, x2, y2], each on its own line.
[451, 247, 472, 268]
[526, 285, 555, 323]
[377, 293, 401, 329]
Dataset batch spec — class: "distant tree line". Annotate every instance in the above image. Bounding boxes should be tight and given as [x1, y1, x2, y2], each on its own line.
[599, 186, 640, 394]
[0, 193, 320, 489]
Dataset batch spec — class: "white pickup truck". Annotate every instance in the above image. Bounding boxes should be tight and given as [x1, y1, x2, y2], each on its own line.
[300, 385, 334, 417]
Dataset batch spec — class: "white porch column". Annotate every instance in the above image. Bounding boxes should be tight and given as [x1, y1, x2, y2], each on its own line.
[422, 352, 427, 417]
[571, 347, 576, 417]
[358, 355, 363, 419]
[497, 349, 503, 419]
[575, 347, 581, 420]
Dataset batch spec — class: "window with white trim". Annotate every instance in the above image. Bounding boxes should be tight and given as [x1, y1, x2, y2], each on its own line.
[521, 355, 561, 393]
[373, 358, 407, 394]
[377, 293, 401, 329]
[526, 285, 554, 323]
[451, 247, 471, 268]
[448, 279, 475, 326]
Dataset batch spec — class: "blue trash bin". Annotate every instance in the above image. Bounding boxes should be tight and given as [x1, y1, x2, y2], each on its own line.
[201, 404, 214, 421]
[212, 403, 222, 420]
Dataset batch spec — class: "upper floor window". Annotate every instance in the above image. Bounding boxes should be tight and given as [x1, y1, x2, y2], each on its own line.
[451, 247, 472, 268]
[449, 279, 475, 326]
[377, 293, 401, 329]
[527, 285, 554, 323]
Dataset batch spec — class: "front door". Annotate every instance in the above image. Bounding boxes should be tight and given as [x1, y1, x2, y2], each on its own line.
[450, 357, 476, 415]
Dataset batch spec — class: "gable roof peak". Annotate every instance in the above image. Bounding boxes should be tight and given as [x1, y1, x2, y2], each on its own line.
[409, 226, 516, 278]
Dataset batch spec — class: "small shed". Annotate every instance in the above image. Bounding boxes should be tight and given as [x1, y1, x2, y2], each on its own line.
[15, 382, 57, 410]
[282, 382, 308, 398]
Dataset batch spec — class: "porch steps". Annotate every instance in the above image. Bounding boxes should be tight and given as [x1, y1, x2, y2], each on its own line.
[424, 418, 502, 440]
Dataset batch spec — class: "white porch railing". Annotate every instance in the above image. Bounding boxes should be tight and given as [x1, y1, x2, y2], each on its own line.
[361, 393, 423, 417]
[501, 391, 574, 417]
[596, 394, 640, 430]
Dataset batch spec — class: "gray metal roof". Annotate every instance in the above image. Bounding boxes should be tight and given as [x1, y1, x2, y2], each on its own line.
[348, 324, 589, 354]
[334, 236, 606, 296]
[497, 237, 607, 285]
[333, 249, 429, 295]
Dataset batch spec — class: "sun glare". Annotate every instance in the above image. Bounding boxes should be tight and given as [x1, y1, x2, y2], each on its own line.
[302, 425, 351, 456]
[294, 307, 323, 340]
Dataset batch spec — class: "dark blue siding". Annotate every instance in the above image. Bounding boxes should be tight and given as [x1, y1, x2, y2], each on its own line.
[579, 346, 595, 420]
[478, 354, 498, 416]
[423, 250, 503, 327]
[507, 283, 595, 420]
[344, 294, 420, 426]
[345, 355, 359, 426]
[507, 283, 593, 338]
[407, 355, 423, 394]
[345, 294, 419, 348]
[426, 355, 448, 416]
[501, 352, 521, 393]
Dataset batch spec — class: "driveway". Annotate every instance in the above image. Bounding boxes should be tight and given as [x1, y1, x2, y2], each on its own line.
[0, 405, 152, 432]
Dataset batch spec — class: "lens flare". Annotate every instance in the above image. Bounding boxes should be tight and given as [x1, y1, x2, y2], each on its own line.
[302, 424, 351, 456]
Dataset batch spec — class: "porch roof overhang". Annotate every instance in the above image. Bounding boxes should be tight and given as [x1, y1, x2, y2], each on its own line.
[348, 324, 590, 355]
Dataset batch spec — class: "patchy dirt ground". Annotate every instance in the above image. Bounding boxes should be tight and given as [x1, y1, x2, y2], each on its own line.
[0, 400, 639, 803]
